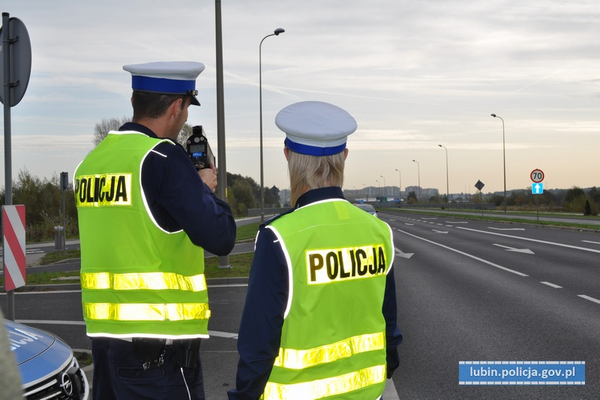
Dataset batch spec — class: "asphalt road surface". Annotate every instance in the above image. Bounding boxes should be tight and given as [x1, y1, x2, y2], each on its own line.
[385, 211, 599, 399]
[3, 210, 599, 399]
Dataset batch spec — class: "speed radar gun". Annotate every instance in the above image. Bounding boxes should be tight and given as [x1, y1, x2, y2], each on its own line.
[186, 125, 215, 170]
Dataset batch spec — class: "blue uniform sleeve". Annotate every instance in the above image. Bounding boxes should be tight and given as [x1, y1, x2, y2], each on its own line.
[142, 142, 236, 256]
[228, 226, 288, 400]
[383, 266, 403, 378]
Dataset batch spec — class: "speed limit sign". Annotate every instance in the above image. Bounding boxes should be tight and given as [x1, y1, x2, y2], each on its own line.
[530, 169, 544, 183]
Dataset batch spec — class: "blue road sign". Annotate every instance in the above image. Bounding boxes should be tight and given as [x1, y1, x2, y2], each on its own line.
[532, 183, 544, 194]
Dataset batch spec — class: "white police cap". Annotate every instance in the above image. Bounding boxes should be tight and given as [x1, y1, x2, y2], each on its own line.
[123, 61, 205, 106]
[275, 101, 357, 156]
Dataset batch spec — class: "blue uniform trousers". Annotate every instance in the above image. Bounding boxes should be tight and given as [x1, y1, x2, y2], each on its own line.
[92, 337, 205, 400]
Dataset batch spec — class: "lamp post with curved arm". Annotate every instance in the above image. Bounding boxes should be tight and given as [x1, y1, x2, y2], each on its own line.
[438, 144, 449, 203]
[395, 168, 402, 201]
[412, 159, 420, 202]
[380, 175, 386, 198]
[491, 113, 506, 213]
[259, 28, 285, 222]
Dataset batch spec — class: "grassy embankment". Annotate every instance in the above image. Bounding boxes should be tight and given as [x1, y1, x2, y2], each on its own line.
[380, 207, 600, 231]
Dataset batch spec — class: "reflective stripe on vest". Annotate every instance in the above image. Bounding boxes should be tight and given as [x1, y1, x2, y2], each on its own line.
[83, 302, 211, 321]
[273, 332, 385, 369]
[262, 364, 386, 400]
[81, 272, 207, 292]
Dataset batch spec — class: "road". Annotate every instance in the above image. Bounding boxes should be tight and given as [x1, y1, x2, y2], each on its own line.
[385, 211, 599, 399]
[3, 210, 600, 399]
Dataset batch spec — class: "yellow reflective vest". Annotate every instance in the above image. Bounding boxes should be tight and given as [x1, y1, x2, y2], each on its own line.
[262, 198, 394, 399]
[74, 131, 210, 339]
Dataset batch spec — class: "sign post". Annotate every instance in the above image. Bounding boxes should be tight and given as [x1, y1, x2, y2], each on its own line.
[475, 180, 485, 216]
[1, 13, 32, 320]
[530, 169, 545, 221]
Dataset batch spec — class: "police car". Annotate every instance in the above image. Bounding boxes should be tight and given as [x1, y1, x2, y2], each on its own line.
[5, 319, 89, 400]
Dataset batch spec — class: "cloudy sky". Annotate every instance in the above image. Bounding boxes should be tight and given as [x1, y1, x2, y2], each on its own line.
[1, 0, 599, 196]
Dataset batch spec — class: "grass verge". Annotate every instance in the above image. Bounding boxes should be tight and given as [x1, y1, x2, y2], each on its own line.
[381, 208, 600, 231]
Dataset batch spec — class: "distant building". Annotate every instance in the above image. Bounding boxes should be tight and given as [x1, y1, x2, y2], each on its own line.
[279, 189, 291, 207]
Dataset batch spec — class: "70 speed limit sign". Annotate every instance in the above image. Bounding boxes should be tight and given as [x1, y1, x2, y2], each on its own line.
[530, 169, 544, 183]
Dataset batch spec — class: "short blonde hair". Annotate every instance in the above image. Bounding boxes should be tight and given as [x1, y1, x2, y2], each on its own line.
[287, 149, 346, 206]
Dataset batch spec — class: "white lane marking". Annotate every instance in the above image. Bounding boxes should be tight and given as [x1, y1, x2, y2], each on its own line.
[489, 227, 525, 231]
[457, 227, 600, 254]
[394, 228, 528, 277]
[582, 240, 600, 245]
[578, 295, 600, 305]
[209, 331, 239, 339]
[432, 229, 448, 234]
[405, 223, 414, 226]
[208, 283, 248, 288]
[395, 247, 414, 259]
[493, 244, 535, 254]
[447, 221, 468, 224]
[541, 281, 563, 289]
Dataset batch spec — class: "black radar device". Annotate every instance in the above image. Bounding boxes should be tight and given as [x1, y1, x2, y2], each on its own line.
[186, 125, 215, 170]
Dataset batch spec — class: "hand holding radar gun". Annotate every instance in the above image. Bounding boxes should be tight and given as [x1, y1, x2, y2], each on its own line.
[186, 125, 218, 192]
[186, 125, 215, 171]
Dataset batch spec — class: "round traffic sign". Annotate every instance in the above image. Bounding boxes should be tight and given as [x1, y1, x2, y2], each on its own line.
[530, 169, 544, 183]
[0, 16, 32, 107]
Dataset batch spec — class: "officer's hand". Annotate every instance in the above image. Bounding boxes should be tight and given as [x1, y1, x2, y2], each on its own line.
[199, 165, 217, 192]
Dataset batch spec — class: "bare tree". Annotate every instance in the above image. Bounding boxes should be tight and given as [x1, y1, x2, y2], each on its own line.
[177, 123, 193, 147]
[94, 118, 193, 148]
[93, 117, 130, 146]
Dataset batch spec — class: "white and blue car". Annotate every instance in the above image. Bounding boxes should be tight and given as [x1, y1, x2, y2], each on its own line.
[5, 319, 89, 400]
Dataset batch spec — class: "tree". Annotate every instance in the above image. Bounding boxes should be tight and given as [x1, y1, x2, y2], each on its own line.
[1, 169, 77, 242]
[588, 187, 600, 205]
[264, 186, 281, 207]
[176, 123, 193, 147]
[406, 191, 417, 204]
[584, 200, 592, 216]
[93, 117, 130, 146]
[564, 187, 585, 203]
[564, 187, 587, 213]
[93, 117, 192, 147]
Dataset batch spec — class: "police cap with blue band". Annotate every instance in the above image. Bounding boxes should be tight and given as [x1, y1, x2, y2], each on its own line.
[123, 61, 205, 106]
[276, 101, 357, 156]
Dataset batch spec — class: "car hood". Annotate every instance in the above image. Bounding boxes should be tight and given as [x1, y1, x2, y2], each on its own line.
[4, 319, 73, 385]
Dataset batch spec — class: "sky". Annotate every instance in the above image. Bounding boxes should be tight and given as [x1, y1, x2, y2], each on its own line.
[1, 0, 599, 196]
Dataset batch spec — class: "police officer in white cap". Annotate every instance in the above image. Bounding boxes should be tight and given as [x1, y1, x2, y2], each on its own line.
[229, 101, 403, 399]
[74, 61, 236, 400]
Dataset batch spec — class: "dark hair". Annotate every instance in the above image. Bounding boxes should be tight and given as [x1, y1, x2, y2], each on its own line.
[131, 91, 188, 119]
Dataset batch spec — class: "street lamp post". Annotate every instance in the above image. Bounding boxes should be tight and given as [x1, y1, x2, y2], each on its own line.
[412, 159, 420, 202]
[395, 168, 401, 201]
[438, 144, 449, 203]
[259, 27, 285, 223]
[491, 113, 507, 213]
[375, 180, 380, 198]
[380, 175, 386, 198]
